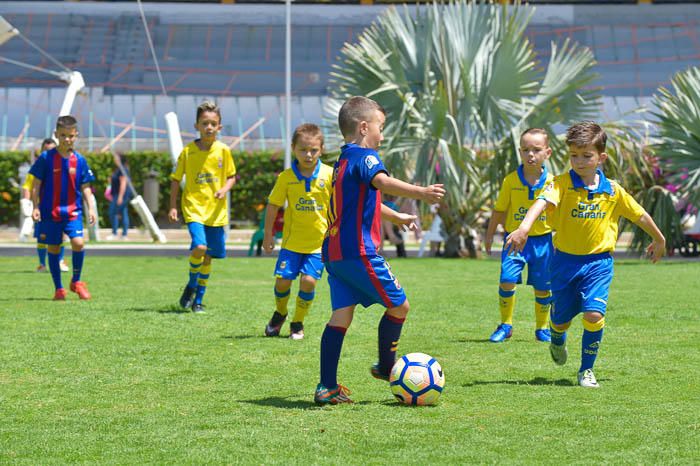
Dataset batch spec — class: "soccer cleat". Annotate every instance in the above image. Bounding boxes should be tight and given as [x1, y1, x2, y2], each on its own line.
[577, 369, 600, 388]
[36, 265, 48, 273]
[370, 362, 390, 382]
[489, 323, 513, 343]
[535, 328, 552, 342]
[191, 303, 206, 314]
[264, 311, 287, 337]
[53, 288, 67, 301]
[59, 260, 70, 272]
[289, 321, 304, 340]
[179, 285, 196, 309]
[549, 342, 568, 366]
[314, 383, 353, 405]
[70, 281, 91, 300]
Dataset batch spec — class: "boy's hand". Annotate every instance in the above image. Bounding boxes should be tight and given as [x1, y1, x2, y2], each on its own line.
[484, 236, 493, 256]
[32, 207, 41, 222]
[392, 212, 418, 231]
[646, 239, 666, 263]
[88, 210, 96, 225]
[504, 228, 527, 255]
[421, 184, 445, 204]
[214, 189, 226, 199]
[263, 234, 275, 254]
[168, 208, 179, 222]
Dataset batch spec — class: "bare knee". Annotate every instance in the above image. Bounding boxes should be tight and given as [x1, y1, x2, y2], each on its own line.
[499, 283, 516, 292]
[299, 274, 317, 293]
[387, 300, 410, 320]
[583, 312, 604, 324]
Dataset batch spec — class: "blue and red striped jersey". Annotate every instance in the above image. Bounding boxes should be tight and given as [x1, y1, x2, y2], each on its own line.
[322, 143, 388, 262]
[29, 148, 95, 222]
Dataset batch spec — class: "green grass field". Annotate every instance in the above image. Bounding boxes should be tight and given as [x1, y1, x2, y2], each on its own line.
[1, 256, 698, 464]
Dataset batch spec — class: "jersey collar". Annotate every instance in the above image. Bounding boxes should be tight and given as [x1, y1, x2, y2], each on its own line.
[517, 164, 549, 200]
[569, 169, 613, 200]
[292, 159, 321, 193]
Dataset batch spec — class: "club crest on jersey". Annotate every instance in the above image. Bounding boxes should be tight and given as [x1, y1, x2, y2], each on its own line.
[318, 180, 325, 188]
[218, 157, 223, 168]
[365, 155, 379, 169]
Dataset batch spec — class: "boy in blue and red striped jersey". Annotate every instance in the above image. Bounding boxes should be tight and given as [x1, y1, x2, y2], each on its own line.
[30, 115, 96, 301]
[314, 96, 446, 405]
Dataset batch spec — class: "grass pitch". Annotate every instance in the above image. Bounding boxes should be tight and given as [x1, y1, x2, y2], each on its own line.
[1, 256, 698, 464]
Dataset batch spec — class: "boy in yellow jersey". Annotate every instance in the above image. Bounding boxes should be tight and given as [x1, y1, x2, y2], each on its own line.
[506, 122, 665, 388]
[263, 123, 333, 340]
[169, 101, 236, 313]
[21, 139, 69, 273]
[485, 128, 554, 343]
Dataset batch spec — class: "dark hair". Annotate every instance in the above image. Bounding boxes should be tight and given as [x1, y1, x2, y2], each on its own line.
[56, 115, 78, 131]
[40, 138, 56, 151]
[292, 123, 324, 147]
[338, 96, 385, 138]
[196, 100, 222, 123]
[566, 121, 607, 153]
[520, 128, 549, 146]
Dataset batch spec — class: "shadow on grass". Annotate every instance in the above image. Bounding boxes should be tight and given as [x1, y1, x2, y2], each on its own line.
[125, 305, 191, 314]
[221, 334, 260, 340]
[456, 338, 529, 344]
[464, 377, 576, 387]
[240, 396, 376, 409]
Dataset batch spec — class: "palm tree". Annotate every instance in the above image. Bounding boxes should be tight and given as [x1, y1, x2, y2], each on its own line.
[326, 0, 600, 255]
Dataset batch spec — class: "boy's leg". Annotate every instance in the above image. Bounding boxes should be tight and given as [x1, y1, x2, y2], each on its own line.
[37, 242, 47, 270]
[59, 243, 69, 272]
[181, 223, 208, 309]
[47, 244, 64, 296]
[290, 274, 317, 340]
[192, 255, 211, 312]
[374, 299, 409, 379]
[69, 235, 91, 300]
[579, 312, 605, 388]
[549, 319, 571, 365]
[316, 305, 355, 403]
[265, 278, 292, 336]
[534, 289, 553, 342]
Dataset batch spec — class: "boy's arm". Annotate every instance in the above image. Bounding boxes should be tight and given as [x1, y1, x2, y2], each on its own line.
[81, 184, 96, 225]
[484, 210, 506, 255]
[372, 172, 445, 204]
[381, 203, 417, 231]
[31, 178, 42, 221]
[503, 199, 549, 254]
[214, 176, 236, 199]
[168, 179, 180, 222]
[634, 212, 666, 263]
[262, 203, 282, 254]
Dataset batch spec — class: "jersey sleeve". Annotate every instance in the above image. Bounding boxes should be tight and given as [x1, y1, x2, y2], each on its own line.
[493, 177, 511, 212]
[171, 148, 187, 182]
[538, 177, 562, 207]
[614, 183, 646, 222]
[357, 150, 387, 185]
[29, 155, 47, 181]
[224, 146, 236, 178]
[79, 158, 96, 186]
[21, 173, 35, 192]
[268, 173, 287, 206]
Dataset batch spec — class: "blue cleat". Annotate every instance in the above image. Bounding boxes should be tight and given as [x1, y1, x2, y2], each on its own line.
[535, 328, 551, 342]
[489, 323, 513, 343]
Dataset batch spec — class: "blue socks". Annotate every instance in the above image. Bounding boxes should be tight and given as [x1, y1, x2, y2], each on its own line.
[378, 312, 405, 375]
[580, 328, 604, 373]
[320, 325, 346, 389]
[71, 250, 84, 283]
[37, 246, 47, 266]
[48, 252, 62, 290]
[550, 325, 567, 347]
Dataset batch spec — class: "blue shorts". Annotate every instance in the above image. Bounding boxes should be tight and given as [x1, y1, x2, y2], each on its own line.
[274, 249, 324, 280]
[39, 218, 84, 245]
[187, 222, 226, 259]
[501, 232, 552, 290]
[550, 251, 614, 325]
[325, 255, 406, 310]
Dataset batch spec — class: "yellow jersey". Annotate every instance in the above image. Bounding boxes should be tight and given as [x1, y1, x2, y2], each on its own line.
[171, 140, 236, 227]
[494, 165, 553, 236]
[540, 169, 646, 255]
[268, 161, 333, 254]
[22, 173, 35, 192]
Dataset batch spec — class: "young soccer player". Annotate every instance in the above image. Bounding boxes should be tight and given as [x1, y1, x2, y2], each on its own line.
[505, 122, 666, 388]
[314, 96, 445, 405]
[262, 123, 333, 340]
[29, 117, 96, 300]
[169, 101, 236, 313]
[22, 139, 70, 272]
[484, 128, 554, 343]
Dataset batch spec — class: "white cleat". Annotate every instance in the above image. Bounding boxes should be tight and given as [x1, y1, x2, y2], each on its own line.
[549, 342, 568, 366]
[577, 369, 600, 388]
[59, 260, 70, 272]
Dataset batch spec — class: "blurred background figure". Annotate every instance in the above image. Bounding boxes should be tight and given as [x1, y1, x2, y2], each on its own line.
[382, 195, 407, 258]
[106, 154, 131, 241]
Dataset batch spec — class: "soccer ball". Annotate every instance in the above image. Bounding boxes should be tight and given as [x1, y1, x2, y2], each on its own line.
[389, 353, 445, 406]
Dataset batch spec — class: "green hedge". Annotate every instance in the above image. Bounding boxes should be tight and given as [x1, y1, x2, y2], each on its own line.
[0, 150, 286, 227]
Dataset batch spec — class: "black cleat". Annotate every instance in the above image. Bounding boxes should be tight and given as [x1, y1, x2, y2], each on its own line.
[265, 311, 287, 337]
[191, 303, 206, 314]
[179, 285, 196, 309]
